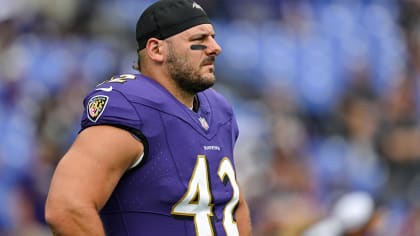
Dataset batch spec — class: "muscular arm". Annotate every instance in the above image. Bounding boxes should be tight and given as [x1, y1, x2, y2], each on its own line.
[237, 187, 252, 236]
[45, 125, 144, 236]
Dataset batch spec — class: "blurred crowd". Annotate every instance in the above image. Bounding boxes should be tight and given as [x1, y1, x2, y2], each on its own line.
[1, 0, 420, 235]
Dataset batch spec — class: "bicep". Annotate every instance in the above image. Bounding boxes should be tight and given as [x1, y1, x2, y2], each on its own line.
[47, 125, 144, 211]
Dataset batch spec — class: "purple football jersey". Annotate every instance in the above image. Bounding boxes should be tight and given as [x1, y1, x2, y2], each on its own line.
[80, 74, 241, 236]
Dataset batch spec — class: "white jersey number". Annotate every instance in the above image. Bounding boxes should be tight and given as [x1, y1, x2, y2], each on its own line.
[172, 155, 240, 236]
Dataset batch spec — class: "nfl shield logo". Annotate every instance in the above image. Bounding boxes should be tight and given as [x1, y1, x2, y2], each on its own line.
[87, 95, 109, 122]
[198, 117, 209, 131]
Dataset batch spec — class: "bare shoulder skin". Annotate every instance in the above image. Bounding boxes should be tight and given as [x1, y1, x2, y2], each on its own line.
[45, 125, 144, 236]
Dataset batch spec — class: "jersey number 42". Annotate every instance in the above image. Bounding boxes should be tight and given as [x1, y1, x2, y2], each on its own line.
[172, 155, 240, 236]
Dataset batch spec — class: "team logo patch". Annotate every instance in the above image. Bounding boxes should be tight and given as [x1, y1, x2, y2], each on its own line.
[87, 95, 109, 122]
[198, 117, 209, 131]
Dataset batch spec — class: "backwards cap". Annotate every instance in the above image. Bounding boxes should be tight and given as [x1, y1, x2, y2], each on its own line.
[136, 0, 211, 50]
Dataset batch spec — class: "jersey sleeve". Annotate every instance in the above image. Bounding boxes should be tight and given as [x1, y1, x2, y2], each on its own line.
[80, 89, 142, 131]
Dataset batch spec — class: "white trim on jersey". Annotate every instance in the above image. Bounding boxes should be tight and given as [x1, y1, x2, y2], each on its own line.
[130, 152, 144, 169]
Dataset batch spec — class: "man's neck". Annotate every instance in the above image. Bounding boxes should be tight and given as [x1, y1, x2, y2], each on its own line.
[142, 68, 195, 109]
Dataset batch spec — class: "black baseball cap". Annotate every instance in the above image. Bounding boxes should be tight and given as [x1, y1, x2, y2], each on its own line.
[136, 0, 211, 50]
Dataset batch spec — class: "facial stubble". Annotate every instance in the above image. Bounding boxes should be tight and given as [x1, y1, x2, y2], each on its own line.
[166, 43, 215, 95]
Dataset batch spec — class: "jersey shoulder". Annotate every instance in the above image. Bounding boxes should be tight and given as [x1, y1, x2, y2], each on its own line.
[81, 74, 145, 130]
[96, 73, 180, 110]
[81, 73, 183, 128]
[201, 88, 235, 119]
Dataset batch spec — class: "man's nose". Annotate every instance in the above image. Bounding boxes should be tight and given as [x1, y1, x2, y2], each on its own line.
[206, 37, 222, 56]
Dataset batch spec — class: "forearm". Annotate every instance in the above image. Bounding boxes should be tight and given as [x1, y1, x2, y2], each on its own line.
[236, 196, 252, 236]
[46, 207, 105, 236]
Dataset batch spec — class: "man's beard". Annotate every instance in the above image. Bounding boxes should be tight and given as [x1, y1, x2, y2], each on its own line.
[166, 45, 215, 95]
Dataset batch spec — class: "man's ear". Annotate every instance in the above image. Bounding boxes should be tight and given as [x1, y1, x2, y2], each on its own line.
[145, 38, 164, 62]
